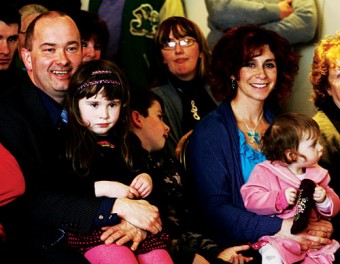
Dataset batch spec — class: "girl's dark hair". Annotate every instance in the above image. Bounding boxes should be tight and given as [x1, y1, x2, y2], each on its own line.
[65, 59, 130, 176]
[210, 24, 300, 104]
[261, 112, 320, 164]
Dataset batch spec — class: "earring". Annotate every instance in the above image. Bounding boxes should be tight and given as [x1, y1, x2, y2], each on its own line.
[231, 79, 237, 90]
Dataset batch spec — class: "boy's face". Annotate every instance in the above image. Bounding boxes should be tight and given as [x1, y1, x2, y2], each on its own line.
[140, 100, 170, 152]
[0, 21, 18, 71]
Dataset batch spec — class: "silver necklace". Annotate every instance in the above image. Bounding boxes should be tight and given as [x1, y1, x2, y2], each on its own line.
[232, 103, 263, 145]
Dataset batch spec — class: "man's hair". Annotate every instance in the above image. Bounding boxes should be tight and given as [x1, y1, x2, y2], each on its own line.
[0, 3, 21, 29]
[24, 11, 68, 51]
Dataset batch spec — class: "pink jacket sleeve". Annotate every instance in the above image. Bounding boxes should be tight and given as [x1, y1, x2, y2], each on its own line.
[240, 164, 283, 215]
[317, 173, 340, 218]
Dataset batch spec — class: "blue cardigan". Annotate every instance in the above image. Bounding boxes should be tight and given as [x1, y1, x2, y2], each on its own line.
[189, 100, 282, 247]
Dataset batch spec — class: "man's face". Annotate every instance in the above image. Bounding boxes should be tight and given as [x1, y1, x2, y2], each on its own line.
[0, 21, 18, 71]
[21, 15, 82, 103]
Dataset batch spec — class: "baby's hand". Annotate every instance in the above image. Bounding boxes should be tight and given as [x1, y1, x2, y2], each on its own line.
[285, 187, 298, 205]
[314, 186, 326, 203]
[130, 173, 153, 198]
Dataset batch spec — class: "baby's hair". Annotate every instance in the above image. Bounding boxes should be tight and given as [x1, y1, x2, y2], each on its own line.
[261, 112, 320, 164]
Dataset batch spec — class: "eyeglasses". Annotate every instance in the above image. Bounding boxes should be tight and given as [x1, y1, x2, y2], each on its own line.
[162, 38, 196, 50]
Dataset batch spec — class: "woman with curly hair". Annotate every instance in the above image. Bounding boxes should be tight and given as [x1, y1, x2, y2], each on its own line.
[310, 32, 340, 249]
[189, 24, 334, 261]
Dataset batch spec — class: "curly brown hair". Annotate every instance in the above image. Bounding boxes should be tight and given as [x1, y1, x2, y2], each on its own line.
[310, 32, 340, 108]
[210, 24, 300, 104]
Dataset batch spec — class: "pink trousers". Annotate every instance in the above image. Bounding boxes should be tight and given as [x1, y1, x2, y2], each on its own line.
[84, 244, 174, 264]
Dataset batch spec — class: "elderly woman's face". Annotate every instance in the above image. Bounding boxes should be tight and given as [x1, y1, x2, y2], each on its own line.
[327, 60, 340, 108]
[161, 30, 200, 81]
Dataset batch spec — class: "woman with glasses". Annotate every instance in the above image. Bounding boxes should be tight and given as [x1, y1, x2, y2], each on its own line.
[151, 16, 219, 159]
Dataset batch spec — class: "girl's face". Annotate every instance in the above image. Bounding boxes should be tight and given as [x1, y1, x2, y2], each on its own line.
[296, 133, 323, 168]
[235, 44, 277, 103]
[161, 30, 200, 81]
[81, 37, 102, 62]
[78, 88, 121, 136]
[327, 60, 340, 108]
[139, 100, 170, 152]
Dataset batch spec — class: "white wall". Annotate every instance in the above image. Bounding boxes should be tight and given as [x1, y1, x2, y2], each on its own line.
[184, 0, 340, 116]
[184, 0, 209, 36]
[285, 0, 339, 116]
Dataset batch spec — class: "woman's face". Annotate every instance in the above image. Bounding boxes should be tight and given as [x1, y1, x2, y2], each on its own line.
[327, 60, 340, 108]
[81, 37, 102, 62]
[161, 30, 200, 81]
[235, 44, 277, 103]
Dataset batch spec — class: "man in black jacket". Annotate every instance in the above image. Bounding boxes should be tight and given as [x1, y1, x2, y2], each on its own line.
[0, 10, 161, 263]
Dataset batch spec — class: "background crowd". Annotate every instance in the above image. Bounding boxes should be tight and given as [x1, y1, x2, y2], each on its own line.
[1, 0, 340, 263]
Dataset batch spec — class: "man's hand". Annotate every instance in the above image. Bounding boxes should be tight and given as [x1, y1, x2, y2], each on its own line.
[277, 218, 333, 250]
[100, 219, 147, 251]
[112, 198, 162, 234]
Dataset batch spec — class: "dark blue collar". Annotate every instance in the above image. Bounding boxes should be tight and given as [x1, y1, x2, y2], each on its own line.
[35, 88, 64, 126]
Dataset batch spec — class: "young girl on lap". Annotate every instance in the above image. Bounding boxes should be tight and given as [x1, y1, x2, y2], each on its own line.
[63, 59, 172, 264]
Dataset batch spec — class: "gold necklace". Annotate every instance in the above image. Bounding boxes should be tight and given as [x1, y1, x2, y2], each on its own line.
[191, 100, 200, 120]
[232, 102, 263, 145]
